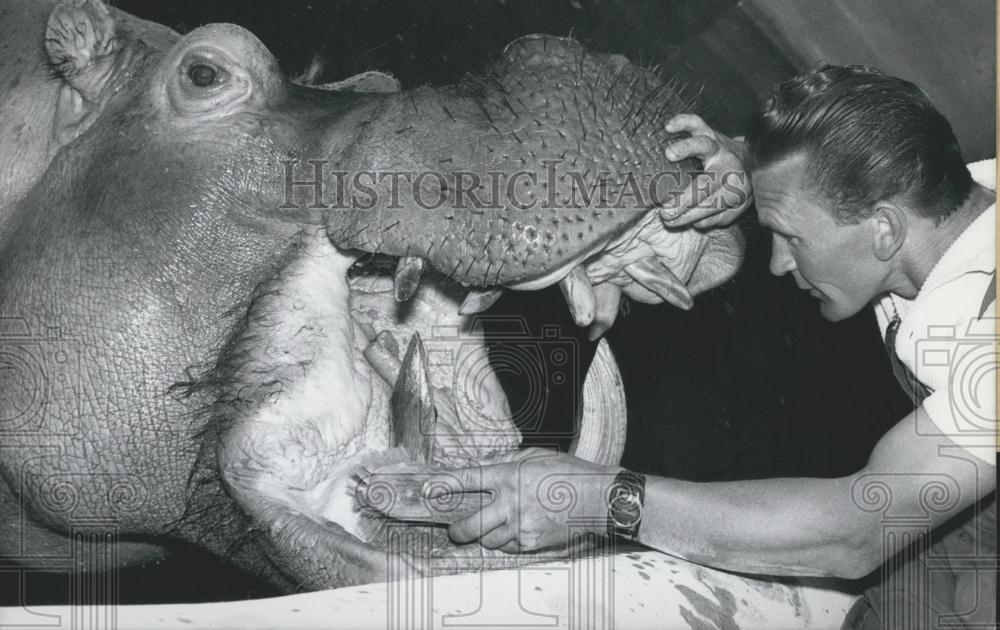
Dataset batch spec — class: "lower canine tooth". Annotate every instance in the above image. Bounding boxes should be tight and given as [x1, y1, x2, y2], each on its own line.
[624, 258, 693, 310]
[394, 256, 424, 302]
[363, 330, 402, 385]
[459, 288, 504, 315]
[559, 266, 596, 327]
[588, 282, 622, 340]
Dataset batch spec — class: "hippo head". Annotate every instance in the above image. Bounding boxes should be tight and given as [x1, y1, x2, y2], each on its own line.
[0, 0, 742, 589]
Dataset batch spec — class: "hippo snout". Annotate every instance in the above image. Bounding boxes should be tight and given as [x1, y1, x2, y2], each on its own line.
[316, 35, 744, 312]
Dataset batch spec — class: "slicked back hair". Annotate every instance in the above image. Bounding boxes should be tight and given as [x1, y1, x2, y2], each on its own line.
[744, 64, 973, 224]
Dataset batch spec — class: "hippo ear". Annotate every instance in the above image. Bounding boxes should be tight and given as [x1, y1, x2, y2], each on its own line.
[308, 71, 402, 94]
[322, 71, 402, 94]
[44, 0, 120, 145]
[291, 55, 401, 93]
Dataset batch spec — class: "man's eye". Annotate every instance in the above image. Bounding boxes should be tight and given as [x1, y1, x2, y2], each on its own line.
[188, 63, 219, 87]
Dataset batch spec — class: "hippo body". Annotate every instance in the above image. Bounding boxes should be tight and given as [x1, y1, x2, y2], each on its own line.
[0, 0, 743, 592]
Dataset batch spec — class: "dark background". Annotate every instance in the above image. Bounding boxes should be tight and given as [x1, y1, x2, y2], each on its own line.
[11, 0, 993, 605]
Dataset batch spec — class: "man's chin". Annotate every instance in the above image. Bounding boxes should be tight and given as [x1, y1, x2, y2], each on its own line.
[817, 297, 863, 322]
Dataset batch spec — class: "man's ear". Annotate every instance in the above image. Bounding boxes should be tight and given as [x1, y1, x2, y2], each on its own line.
[871, 203, 907, 261]
[45, 0, 120, 146]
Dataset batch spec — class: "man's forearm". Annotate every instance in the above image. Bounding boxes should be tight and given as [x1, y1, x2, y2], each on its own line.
[634, 475, 875, 578]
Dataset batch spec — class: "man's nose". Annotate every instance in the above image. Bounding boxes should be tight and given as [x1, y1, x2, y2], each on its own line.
[769, 236, 796, 276]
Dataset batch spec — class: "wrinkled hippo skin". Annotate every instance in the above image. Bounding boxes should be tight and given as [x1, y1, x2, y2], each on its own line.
[0, 0, 744, 591]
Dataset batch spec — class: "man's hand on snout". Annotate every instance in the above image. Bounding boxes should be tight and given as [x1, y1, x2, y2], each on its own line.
[660, 114, 752, 229]
[559, 114, 750, 338]
[424, 448, 618, 554]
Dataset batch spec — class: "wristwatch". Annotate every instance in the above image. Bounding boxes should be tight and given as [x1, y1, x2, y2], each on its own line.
[607, 469, 646, 541]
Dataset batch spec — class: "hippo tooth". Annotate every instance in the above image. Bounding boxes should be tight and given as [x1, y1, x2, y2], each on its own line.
[624, 258, 694, 310]
[558, 266, 596, 327]
[363, 330, 402, 386]
[389, 333, 437, 463]
[588, 282, 622, 341]
[458, 288, 504, 315]
[393, 256, 424, 302]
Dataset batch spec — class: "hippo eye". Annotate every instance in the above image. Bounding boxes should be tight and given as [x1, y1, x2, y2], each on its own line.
[188, 63, 221, 88]
[169, 50, 249, 115]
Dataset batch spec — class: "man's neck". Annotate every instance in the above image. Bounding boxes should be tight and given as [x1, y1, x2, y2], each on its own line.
[890, 183, 994, 298]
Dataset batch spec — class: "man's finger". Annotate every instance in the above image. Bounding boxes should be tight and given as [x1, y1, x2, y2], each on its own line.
[448, 501, 508, 544]
[661, 177, 751, 227]
[479, 524, 516, 550]
[664, 113, 712, 136]
[499, 540, 522, 554]
[693, 207, 743, 229]
[664, 135, 719, 163]
[497, 446, 557, 464]
[691, 199, 751, 229]
[660, 203, 721, 227]
[423, 463, 501, 497]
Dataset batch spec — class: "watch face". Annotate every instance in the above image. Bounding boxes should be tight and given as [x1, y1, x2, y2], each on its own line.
[609, 484, 643, 528]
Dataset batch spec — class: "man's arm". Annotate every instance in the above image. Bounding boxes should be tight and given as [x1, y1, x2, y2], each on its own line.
[636, 408, 995, 579]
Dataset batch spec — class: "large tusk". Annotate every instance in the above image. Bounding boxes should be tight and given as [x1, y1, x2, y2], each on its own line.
[390, 333, 437, 463]
[568, 338, 627, 466]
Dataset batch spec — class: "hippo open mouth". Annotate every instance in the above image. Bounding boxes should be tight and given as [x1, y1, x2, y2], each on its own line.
[205, 235, 627, 586]
[0, 0, 741, 594]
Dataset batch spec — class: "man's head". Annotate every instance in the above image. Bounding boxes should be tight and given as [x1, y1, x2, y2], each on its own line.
[745, 64, 974, 320]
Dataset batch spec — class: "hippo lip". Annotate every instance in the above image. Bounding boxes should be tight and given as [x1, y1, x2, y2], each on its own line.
[373, 204, 704, 331]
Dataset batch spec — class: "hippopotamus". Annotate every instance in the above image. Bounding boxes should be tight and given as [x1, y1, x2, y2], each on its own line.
[0, 0, 744, 592]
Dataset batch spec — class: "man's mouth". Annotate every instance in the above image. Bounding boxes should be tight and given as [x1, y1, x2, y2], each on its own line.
[792, 274, 821, 298]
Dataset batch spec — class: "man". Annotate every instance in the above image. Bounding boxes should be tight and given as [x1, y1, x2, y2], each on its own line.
[426, 65, 997, 629]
